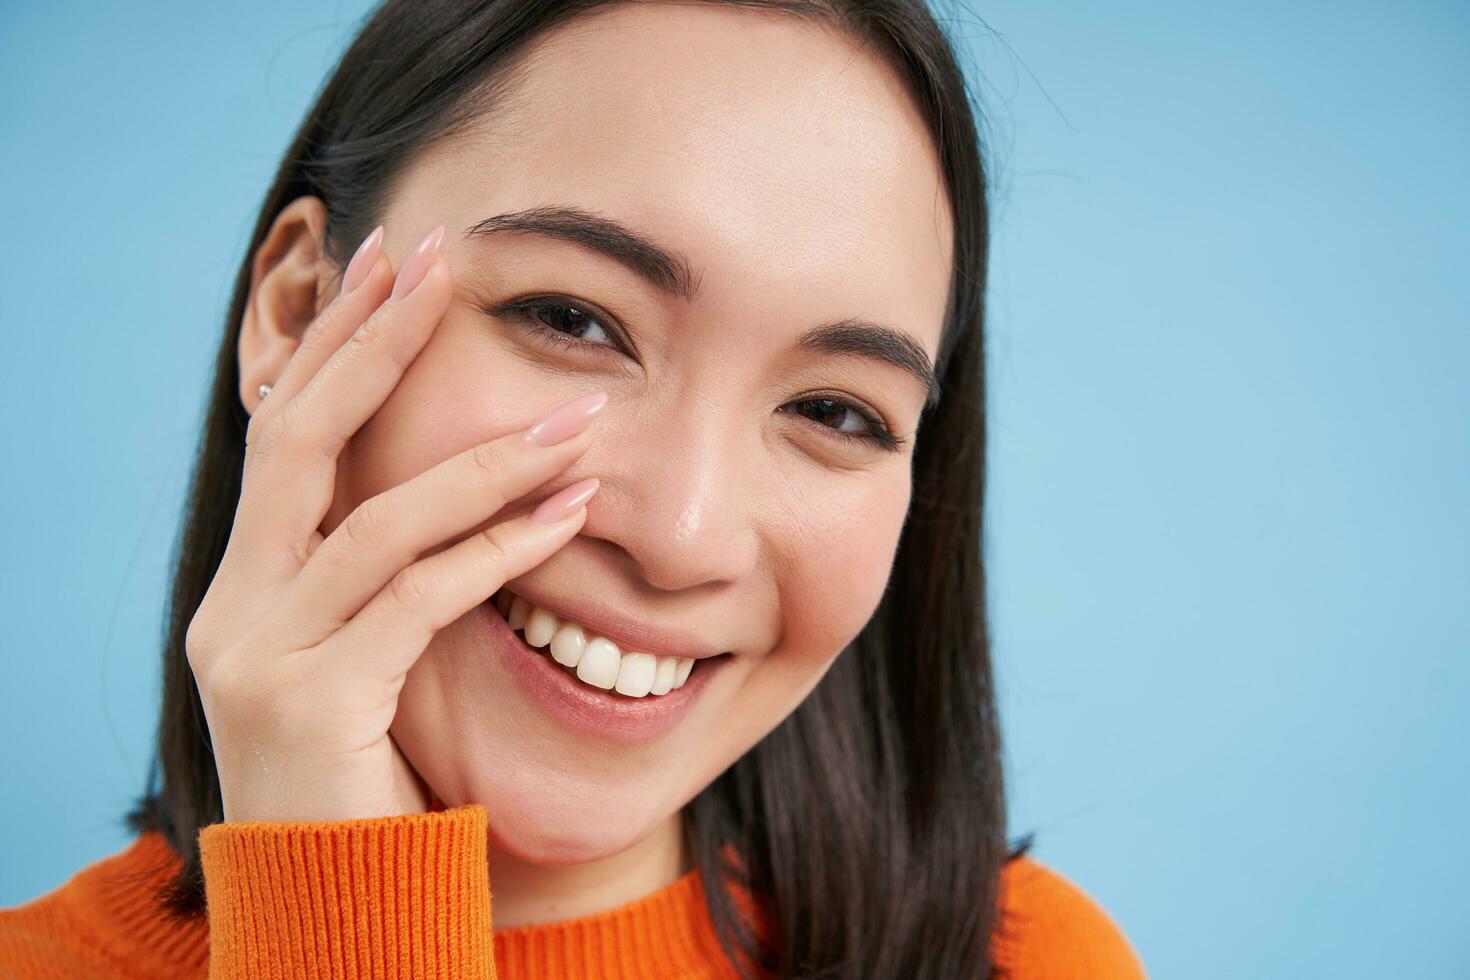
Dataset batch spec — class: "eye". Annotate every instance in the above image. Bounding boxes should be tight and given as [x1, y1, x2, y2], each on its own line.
[490, 297, 905, 453]
[494, 297, 624, 354]
[780, 396, 906, 452]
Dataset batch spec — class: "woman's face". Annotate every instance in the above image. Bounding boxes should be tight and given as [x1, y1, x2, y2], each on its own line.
[323, 3, 950, 864]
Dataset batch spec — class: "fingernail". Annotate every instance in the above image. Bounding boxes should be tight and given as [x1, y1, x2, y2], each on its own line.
[340, 224, 384, 296]
[531, 477, 601, 524]
[522, 391, 609, 446]
[391, 225, 445, 300]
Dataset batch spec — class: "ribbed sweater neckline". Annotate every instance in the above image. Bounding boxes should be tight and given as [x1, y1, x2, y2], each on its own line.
[63, 828, 763, 979]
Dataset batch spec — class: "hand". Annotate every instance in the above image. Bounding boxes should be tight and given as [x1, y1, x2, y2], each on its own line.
[185, 225, 606, 824]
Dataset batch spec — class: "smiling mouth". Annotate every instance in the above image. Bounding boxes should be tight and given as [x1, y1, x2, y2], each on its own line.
[490, 588, 724, 699]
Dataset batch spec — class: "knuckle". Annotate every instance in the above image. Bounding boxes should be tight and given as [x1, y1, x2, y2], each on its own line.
[201, 651, 240, 700]
[289, 533, 316, 568]
[203, 654, 271, 722]
[343, 313, 387, 357]
[471, 437, 511, 478]
[244, 409, 265, 450]
[185, 593, 235, 675]
[476, 522, 513, 568]
[387, 562, 430, 610]
[184, 615, 212, 672]
[300, 303, 346, 353]
[198, 648, 247, 707]
[244, 405, 287, 458]
[248, 406, 294, 462]
[340, 497, 389, 552]
[337, 314, 413, 387]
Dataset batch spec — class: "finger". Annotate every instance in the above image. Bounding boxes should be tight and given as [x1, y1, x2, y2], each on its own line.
[235, 226, 450, 574]
[227, 235, 394, 588]
[281, 392, 608, 639]
[245, 226, 392, 473]
[324, 481, 599, 681]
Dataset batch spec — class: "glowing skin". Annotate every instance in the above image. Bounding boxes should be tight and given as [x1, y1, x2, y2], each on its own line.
[238, 2, 951, 931]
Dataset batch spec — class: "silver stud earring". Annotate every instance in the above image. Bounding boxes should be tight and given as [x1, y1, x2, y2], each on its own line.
[258, 383, 273, 399]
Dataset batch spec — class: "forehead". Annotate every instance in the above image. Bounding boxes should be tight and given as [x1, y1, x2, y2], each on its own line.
[399, 1, 952, 360]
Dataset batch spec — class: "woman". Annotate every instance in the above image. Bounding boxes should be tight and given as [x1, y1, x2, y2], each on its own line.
[0, 0, 1146, 976]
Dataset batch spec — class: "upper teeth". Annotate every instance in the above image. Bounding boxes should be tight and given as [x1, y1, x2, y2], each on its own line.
[494, 590, 697, 698]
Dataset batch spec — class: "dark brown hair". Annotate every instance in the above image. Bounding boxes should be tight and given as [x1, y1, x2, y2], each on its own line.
[127, 1, 1032, 975]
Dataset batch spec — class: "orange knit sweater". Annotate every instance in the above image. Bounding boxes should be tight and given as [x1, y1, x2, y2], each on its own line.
[0, 804, 1145, 978]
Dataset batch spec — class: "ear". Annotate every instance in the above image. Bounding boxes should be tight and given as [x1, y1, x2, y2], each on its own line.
[238, 195, 334, 414]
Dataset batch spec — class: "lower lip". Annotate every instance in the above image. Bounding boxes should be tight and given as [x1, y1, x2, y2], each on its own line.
[476, 596, 727, 744]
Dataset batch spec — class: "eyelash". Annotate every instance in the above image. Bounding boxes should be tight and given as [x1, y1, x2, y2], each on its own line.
[493, 297, 907, 452]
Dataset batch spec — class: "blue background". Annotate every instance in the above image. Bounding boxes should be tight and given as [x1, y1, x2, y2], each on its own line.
[2, 2, 1466, 975]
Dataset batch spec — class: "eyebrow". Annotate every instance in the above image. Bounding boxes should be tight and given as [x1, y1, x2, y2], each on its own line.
[463, 205, 940, 407]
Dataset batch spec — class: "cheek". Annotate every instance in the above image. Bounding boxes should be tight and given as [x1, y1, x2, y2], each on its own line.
[320, 312, 569, 533]
[779, 477, 912, 669]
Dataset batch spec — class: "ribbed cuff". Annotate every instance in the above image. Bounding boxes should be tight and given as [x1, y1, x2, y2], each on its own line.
[198, 804, 493, 980]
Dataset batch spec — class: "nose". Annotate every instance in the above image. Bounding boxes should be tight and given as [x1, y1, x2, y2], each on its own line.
[585, 398, 760, 594]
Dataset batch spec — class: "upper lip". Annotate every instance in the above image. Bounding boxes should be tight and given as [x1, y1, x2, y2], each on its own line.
[500, 583, 730, 661]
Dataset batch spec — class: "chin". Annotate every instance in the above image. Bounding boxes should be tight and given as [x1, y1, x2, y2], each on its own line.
[392, 719, 673, 866]
[479, 784, 659, 866]
[467, 764, 670, 863]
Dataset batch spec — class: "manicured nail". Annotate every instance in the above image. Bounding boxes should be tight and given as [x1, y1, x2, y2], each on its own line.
[531, 477, 601, 524]
[340, 224, 384, 296]
[391, 225, 445, 300]
[522, 392, 609, 446]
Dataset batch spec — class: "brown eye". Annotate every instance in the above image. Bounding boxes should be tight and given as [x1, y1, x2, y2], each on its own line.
[791, 398, 868, 434]
[520, 301, 617, 348]
[491, 296, 627, 355]
[780, 397, 903, 451]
